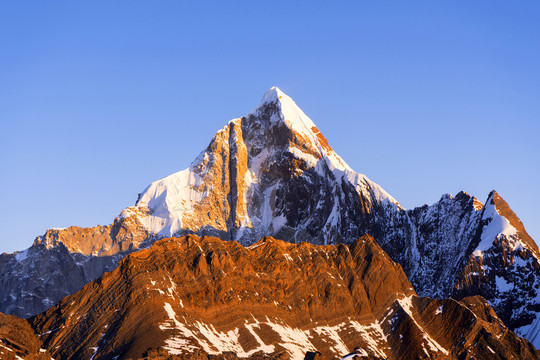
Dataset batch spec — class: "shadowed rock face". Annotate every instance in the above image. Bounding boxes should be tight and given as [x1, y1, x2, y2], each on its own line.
[0, 312, 53, 360]
[0, 210, 149, 318]
[451, 191, 540, 342]
[2, 87, 540, 348]
[30, 235, 539, 360]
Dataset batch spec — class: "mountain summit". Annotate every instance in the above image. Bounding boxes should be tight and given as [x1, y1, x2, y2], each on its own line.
[1, 87, 539, 349]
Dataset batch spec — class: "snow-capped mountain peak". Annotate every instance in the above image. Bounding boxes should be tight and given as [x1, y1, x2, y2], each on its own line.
[476, 190, 539, 256]
[249, 86, 351, 172]
[256, 86, 317, 131]
[130, 87, 399, 244]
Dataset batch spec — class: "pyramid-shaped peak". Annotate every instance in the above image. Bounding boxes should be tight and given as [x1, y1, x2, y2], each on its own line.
[260, 86, 287, 104]
[251, 87, 318, 141]
[487, 189, 499, 200]
[483, 190, 538, 254]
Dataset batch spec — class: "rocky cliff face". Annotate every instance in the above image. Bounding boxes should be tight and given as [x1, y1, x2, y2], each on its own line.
[453, 191, 540, 344]
[30, 235, 539, 360]
[0, 210, 149, 318]
[372, 189, 540, 346]
[0, 312, 53, 360]
[2, 87, 539, 349]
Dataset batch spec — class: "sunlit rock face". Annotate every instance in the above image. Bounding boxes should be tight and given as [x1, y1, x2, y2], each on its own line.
[0, 311, 53, 359]
[30, 235, 540, 360]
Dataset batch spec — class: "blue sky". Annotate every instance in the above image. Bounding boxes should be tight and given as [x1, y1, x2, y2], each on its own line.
[1, 1, 539, 253]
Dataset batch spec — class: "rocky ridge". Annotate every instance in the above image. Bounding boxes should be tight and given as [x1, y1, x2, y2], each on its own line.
[0, 212, 149, 318]
[30, 235, 539, 360]
[0, 311, 53, 360]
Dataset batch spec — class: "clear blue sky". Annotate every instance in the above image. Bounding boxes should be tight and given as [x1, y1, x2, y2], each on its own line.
[1, 1, 539, 253]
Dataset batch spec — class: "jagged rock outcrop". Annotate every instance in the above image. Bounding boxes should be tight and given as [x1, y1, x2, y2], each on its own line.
[30, 235, 539, 360]
[453, 191, 540, 344]
[0, 212, 149, 318]
[0, 312, 53, 360]
[372, 189, 540, 345]
[2, 87, 539, 348]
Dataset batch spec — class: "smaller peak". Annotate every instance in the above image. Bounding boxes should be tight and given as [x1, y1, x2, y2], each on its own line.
[440, 193, 453, 201]
[454, 191, 483, 210]
[260, 86, 286, 105]
[454, 190, 472, 201]
[482, 189, 539, 254]
[486, 190, 501, 206]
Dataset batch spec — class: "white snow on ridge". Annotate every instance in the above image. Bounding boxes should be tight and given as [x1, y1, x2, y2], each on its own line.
[160, 303, 390, 359]
[253, 87, 352, 174]
[342, 169, 400, 207]
[396, 296, 449, 356]
[288, 146, 319, 168]
[474, 195, 518, 254]
[136, 165, 207, 236]
[256, 87, 318, 141]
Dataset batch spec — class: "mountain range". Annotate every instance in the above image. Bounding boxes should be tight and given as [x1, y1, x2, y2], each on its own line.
[1, 87, 539, 358]
[29, 234, 539, 360]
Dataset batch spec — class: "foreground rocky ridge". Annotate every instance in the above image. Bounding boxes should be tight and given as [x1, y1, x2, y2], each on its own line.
[30, 235, 539, 360]
[0, 312, 52, 360]
[2, 87, 539, 347]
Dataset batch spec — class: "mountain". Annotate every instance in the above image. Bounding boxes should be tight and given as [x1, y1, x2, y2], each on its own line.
[454, 191, 540, 343]
[0, 311, 53, 360]
[0, 216, 148, 318]
[1, 87, 539, 347]
[129, 87, 399, 245]
[30, 234, 539, 360]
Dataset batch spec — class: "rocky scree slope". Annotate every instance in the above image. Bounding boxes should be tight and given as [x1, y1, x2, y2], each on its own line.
[2, 87, 539, 347]
[30, 234, 539, 360]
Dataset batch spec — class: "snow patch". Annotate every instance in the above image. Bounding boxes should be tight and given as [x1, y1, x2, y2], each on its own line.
[347, 321, 388, 357]
[397, 296, 449, 355]
[14, 249, 28, 262]
[517, 313, 540, 349]
[264, 321, 317, 359]
[476, 199, 518, 252]
[495, 276, 513, 292]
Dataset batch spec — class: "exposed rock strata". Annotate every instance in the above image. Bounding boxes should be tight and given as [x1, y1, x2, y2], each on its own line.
[30, 235, 539, 360]
[0, 312, 52, 360]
